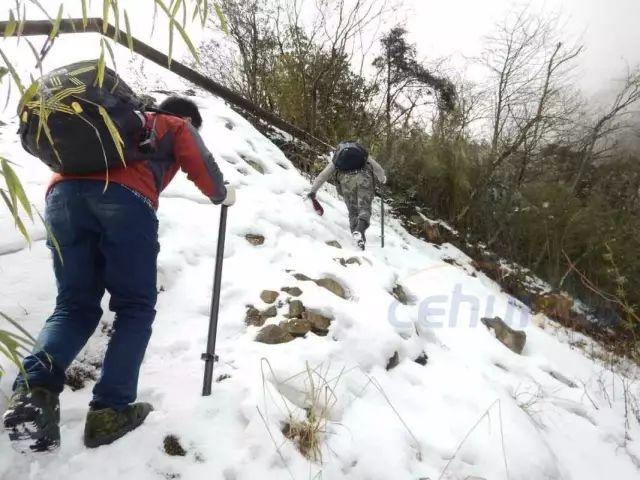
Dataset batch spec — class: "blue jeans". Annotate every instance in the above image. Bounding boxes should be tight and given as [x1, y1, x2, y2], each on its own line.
[15, 180, 159, 410]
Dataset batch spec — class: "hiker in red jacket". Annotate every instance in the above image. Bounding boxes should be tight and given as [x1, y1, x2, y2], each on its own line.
[3, 96, 235, 451]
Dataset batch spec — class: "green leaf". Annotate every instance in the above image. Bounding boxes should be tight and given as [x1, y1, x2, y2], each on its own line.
[1, 158, 33, 221]
[155, 0, 199, 63]
[81, 0, 88, 28]
[102, 0, 110, 33]
[96, 44, 106, 88]
[0, 47, 24, 94]
[0, 189, 30, 245]
[214, 3, 228, 34]
[49, 4, 64, 40]
[98, 105, 125, 164]
[124, 10, 134, 51]
[4, 10, 17, 37]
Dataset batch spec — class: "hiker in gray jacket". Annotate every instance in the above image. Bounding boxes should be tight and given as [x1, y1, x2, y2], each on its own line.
[308, 141, 386, 250]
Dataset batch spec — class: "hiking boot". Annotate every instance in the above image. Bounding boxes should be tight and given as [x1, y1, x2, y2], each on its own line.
[353, 231, 365, 250]
[3, 386, 60, 453]
[83, 402, 153, 448]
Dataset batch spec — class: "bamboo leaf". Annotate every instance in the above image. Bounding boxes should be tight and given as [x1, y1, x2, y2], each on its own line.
[102, 0, 110, 33]
[155, 0, 199, 63]
[110, 0, 120, 41]
[124, 10, 134, 51]
[4, 10, 17, 37]
[81, 0, 88, 28]
[214, 3, 228, 34]
[49, 4, 64, 40]
[1, 158, 33, 221]
[0, 313, 37, 344]
[0, 189, 30, 244]
[0, 47, 24, 94]
[97, 105, 125, 164]
[96, 43, 106, 88]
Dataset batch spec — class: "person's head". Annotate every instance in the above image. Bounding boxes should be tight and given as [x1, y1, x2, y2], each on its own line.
[158, 96, 203, 130]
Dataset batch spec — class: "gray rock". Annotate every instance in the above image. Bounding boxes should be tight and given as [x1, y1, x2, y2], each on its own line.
[304, 311, 332, 335]
[386, 351, 400, 370]
[245, 234, 265, 246]
[547, 370, 578, 388]
[325, 240, 342, 249]
[315, 278, 347, 299]
[245, 306, 264, 327]
[414, 352, 428, 366]
[293, 273, 312, 281]
[481, 317, 526, 354]
[260, 290, 279, 304]
[280, 319, 311, 337]
[256, 325, 294, 344]
[281, 286, 303, 297]
[392, 285, 411, 305]
[261, 305, 278, 319]
[288, 300, 305, 318]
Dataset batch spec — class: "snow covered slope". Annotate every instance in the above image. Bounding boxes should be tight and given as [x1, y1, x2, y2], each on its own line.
[1, 92, 639, 480]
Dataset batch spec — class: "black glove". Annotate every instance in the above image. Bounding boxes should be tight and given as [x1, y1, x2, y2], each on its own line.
[307, 191, 316, 200]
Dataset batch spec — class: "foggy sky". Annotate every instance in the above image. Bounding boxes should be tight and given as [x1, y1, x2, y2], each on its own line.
[404, 0, 640, 95]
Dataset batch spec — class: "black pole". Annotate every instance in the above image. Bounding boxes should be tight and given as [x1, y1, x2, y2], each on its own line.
[202, 205, 228, 396]
[381, 194, 385, 248]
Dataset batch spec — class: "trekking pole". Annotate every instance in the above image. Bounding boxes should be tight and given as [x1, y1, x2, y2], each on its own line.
[380, 192, 385, 248]
[202, 205, 228, 396]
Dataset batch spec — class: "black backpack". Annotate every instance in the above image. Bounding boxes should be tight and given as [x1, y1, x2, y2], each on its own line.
[333, 142, 368, 172]
[19, 60, 147, 174]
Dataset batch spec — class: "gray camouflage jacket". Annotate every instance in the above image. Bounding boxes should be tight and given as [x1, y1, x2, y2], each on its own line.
[309, 154, 386, 195]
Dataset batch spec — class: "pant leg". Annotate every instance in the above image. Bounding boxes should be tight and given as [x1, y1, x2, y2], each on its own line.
[14, 182, 105, 394]
[355, 171, 375, 237]
[89, 184, 159, 410]
[339, 174, 360, 233]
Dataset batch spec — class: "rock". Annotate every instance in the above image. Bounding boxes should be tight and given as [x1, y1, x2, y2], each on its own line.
[325, 240, 342, 249]
[281, 286, 303, 297]
[261, 305, 278, 319]
[255, 325, 294, 344]
[315, 277, 347, 299]
[386, 351, 400, 370]
[260, 290, 279, 304]
[337, 257, 361, 267]
[65, 362, 97, 391]
[304, 311, 332, 335]
[280, 319, 311, 337]
[288, 300, 305, 318]
[481, 317, 526, 354]
[391, 285, 411, 305]
[535, 293, 573, 323]
[246, 159, 264, 174]
[245, 234, 265, 246]
[293, 273, 312, 281]
[216, 374, 231, 382]
[547, 370, 577, 388]
[424, 222, 443, 245]
[414, 352, 428, 366]
[163, 435, 187, 456]
[245, 306, 264, 327]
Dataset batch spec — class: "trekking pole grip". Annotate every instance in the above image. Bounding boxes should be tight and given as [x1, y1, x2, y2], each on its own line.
[202, 205, 228, 396]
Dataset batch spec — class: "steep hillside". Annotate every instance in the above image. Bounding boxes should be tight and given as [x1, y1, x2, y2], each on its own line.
[0, 93, 639, 480]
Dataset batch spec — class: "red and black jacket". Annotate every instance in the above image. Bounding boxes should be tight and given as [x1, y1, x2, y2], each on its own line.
[48, 113, 227, 209]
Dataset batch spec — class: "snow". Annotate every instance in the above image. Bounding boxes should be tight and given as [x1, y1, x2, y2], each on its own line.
[1, 85, 640, 480]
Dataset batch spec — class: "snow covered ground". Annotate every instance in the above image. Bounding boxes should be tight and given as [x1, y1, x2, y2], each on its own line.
[1, 89, 639, 480]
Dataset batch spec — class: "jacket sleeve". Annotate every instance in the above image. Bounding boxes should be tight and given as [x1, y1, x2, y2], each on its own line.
[172, 122, 227, 204]
[368, 157, 386, 184]
[310, 161, 336, 194]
